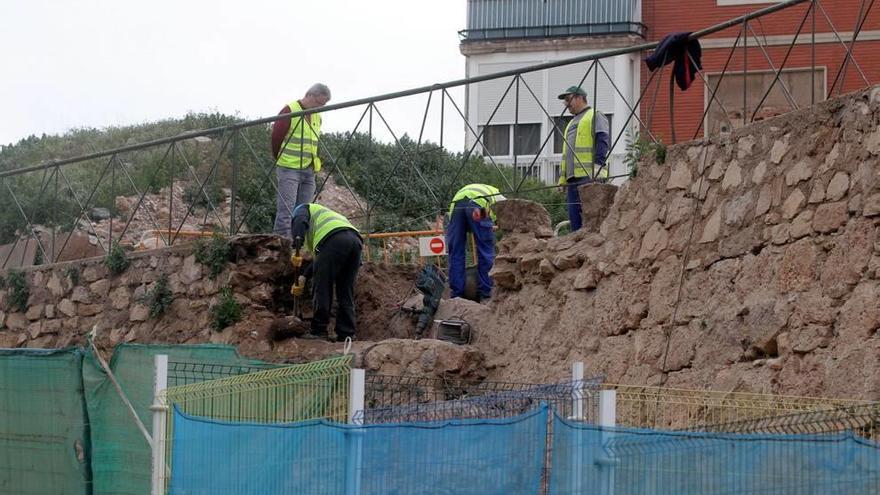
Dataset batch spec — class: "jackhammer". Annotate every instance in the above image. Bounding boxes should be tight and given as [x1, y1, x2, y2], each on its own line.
[414, 264, 446, 338]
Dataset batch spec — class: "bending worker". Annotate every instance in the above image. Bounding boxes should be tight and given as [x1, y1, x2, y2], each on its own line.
[446, 184, 505, 302]
[557, 85, 610, 231]
[291, 203, 362, 342]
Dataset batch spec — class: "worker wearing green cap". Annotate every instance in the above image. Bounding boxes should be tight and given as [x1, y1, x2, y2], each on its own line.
[557, 85, 610, 231]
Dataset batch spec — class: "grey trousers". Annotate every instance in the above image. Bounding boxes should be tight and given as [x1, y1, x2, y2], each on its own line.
[273, 166, 316, 239]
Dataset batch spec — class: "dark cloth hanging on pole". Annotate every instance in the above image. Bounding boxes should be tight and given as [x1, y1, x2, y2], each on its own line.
[645, 32, 703, 91]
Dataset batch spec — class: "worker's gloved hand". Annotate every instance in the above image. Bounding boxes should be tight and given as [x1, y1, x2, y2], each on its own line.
[290, 253, 303, 268]
[291, 275, 307, 297]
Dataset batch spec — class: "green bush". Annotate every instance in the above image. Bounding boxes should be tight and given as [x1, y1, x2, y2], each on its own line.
[320, 132, 569, 231]
[6, 270, 29, 312]
[210, 286, 242, 330]
[104, 242, 130, 275]
[143, 274, 174, 318]
[194, 234, 230, 279]
[624, 134, 667, 178]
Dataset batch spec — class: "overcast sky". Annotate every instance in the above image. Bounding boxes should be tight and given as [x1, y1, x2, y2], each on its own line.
[0, 0, 468, 150]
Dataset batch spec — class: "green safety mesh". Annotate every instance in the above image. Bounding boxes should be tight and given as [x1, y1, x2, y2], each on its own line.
[0, 348, 91, 495]
[81, 343, 269, 495]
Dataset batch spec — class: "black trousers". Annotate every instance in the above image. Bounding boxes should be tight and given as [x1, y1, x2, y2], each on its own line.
[311, 229, 362, 338]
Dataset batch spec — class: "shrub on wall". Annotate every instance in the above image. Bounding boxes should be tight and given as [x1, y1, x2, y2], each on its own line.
[5, 271, 29, 312]
[194, 234, 231, 279]
[104, 242, 130, 275]
[210, 287, 242, 330]
[143, 274, 174, 318]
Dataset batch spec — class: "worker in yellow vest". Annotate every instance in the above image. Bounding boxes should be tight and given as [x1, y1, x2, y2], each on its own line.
[291, 203, 362, 342]
[446, 184, 505, 301]
[557, 86, 610, 231]
[271, 83, 331, 239]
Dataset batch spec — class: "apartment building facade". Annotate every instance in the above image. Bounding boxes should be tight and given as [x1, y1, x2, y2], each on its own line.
[460, 0, 645, 184]
[460, 0, 880, 184]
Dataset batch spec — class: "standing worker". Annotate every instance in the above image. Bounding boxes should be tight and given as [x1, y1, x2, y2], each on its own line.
[291, 203, 362, 342]
[272, 83, 332, 239]
[446, 184, 505, 302]
[557, 86, 610, 231]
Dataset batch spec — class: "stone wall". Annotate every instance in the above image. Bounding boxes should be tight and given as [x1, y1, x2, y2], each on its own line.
[0, 234, 488, 382]
[0, 235, 291, 355]
[486, 86, 880, 399]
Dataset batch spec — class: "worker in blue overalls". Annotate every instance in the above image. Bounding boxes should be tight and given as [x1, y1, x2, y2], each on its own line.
[446, 184, 505, 302]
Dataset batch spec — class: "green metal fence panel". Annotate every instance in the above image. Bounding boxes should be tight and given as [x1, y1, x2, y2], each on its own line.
[82, 343, 268, 495]
[165, 354, 353, 424]
[0, 348, 90, 495]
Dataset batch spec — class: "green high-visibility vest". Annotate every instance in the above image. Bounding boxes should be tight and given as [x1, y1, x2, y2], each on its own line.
[277, 100, 322, 172]
[448, 184, 502, 221]
[305, 204, 357, 253]
[559, 108, 608, 184]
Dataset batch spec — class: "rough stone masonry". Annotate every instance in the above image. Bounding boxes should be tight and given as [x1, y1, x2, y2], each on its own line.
[1, 86, 879, 399]
[485, 85, 880, 399]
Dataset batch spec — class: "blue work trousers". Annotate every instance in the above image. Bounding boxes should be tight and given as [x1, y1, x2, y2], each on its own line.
[446, 199, 495, 299]
[566, 176, 591, 232]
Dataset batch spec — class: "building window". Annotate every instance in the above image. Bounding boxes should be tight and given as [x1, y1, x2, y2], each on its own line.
[552, 113, 613, 154]
[514, 124, 541, 155]
[481, 125, 510, 156]
[480, 123, 542, 156]
[552, 116, 574, 154]
[704, 67, 824, 135]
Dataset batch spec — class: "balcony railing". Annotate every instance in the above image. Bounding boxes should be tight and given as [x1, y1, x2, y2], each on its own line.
[461, 0, 644, 41]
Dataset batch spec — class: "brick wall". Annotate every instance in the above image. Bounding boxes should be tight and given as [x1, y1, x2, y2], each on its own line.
[641, 0, 880, 143]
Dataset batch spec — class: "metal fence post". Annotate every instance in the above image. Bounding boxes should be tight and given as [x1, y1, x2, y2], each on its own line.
[571, 361, 585, 420]
[598, 390, 617, 495]
[346, 368, 365, 495]
[570, 361, 586, 492]
[599, 390, 616, 427]
[151, 354, 169, 495]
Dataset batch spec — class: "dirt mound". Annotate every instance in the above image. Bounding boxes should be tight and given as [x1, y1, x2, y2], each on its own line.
[494, 199, 553, 237]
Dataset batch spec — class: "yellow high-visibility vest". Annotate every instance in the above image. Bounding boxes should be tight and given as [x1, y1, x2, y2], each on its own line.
[559, 108, 608, 184]
[305, 204, 357, 253]
[448, 184, 502, 221]
[277, 100, 322, 172]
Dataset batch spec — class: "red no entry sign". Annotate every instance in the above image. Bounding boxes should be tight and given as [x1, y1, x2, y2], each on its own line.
[418, 236, 447, 257]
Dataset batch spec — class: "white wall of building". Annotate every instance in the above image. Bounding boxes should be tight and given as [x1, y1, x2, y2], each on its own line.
[464, 49, 641, 185]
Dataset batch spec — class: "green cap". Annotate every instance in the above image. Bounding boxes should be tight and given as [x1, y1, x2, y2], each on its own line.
[557, 86, 587, 99]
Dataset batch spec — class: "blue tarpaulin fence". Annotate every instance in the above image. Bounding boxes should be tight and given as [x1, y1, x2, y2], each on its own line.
[551, 412, 880, 495]
[169, 404, 548, 495]
[170, 405, 880, 495]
